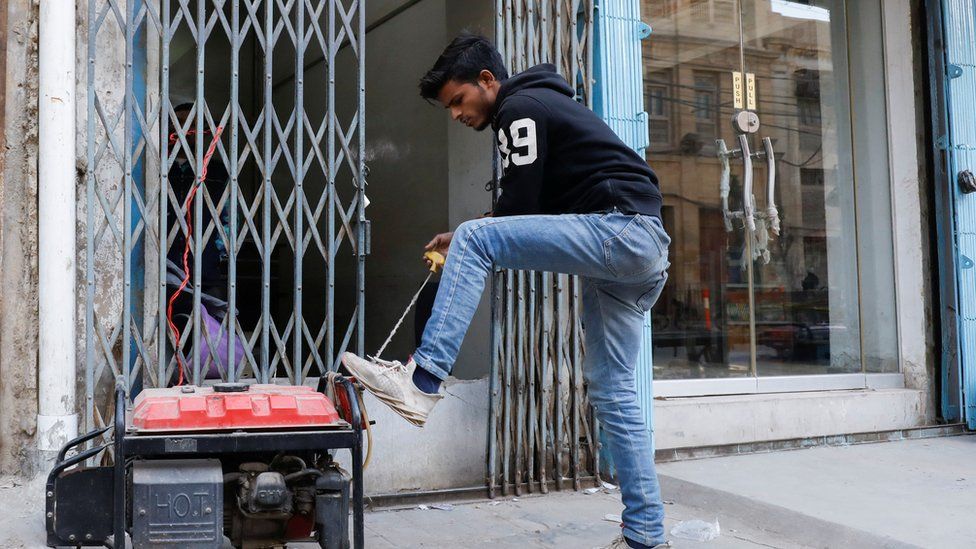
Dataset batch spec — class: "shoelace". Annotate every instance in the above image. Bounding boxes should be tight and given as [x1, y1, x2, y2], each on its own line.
[366, 355, 408, 376]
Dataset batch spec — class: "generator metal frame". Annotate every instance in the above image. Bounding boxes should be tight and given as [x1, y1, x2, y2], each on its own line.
[46, 377, 365, 549]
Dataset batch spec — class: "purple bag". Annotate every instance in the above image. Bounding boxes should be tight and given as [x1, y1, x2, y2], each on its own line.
[199, 304, 246, 379]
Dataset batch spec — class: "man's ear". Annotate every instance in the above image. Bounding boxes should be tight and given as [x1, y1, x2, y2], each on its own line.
[478, 69, 496, 88]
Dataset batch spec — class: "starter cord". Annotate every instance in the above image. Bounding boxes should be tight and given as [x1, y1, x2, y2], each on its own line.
[167, 126, 225, 386]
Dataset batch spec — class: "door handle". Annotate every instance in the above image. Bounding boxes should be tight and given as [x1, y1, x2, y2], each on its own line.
[738, 134, 756, 233]
[716, 139, 734, 232]
[761, 137, 780, 235]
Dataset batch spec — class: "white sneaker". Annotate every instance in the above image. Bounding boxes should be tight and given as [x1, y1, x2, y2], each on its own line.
[602, 535, 671, 549]
[340, 352, 443, 427]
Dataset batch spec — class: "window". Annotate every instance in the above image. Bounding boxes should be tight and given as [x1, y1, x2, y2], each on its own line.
[798, 98, 822, 127]
[689, 0, 736, 22]
[693, 71, 720, 139]
[690, 0, 711, 20]
[801, 168, 824, 186]
[645, 70, 673, 147]
[649, 0, 677, 19]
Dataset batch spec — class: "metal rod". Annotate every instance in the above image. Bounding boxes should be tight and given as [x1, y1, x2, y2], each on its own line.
[85, 0, 97, 436]
[571, 275, 580, 490]
[326, 0, 336, 369]
[502, 271, 514, 496]
[527, 270, 537, 493]
[261, 0, 273, 383]
[554, 273, 565, 489]
[488, 267, 502, 498]
[191, 0, 206, 385]
[158, 0, 171, 389]
[122, 0, 135, 393]
[515, 0, 524, 72]
[487, 0, 504, 499]
[356, 0, 367, 358]
[514, 270, 526, 495]
[293, 0, 306, 385]
[228, 0, 241, 382]
[540, 270, 551, 493]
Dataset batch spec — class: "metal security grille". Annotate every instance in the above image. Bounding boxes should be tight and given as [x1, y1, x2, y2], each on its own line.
[84, 0, 366, 433]
[488, 0, 598, 497]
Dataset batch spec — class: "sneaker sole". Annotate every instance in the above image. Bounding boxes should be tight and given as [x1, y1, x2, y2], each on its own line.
[369, 391, 430, 426]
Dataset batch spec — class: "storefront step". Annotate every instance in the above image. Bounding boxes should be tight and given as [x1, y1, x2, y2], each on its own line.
[652, 388, 933, 452]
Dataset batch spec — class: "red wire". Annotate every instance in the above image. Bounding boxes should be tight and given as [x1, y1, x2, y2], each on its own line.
[167, 126, 224, 386]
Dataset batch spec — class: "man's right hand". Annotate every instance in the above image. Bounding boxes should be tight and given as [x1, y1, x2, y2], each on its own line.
[424, 232, 454, 267]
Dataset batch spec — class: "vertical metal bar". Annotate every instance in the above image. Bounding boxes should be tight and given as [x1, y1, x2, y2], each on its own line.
[571, 275, 580, 490]
[541, 0, 550, 64]
[356, 0, 367, 357]
[158, 0, 172, 387]
[228, 0, 241, 381]
[130, 1, 148, 393]
[191, 0, 206, 385]
[527, 0, 535, 67]
[505, 1, 514, 72]
[514, 270, 526, 495]
[585, 0, 593, 106]
[555, 0, 563, 79]
[121, 0, 135, 395]
[539, 271, 550, 493]
[514, 0, 524, 72]
[593, 404, 601, 483]
[570, 0, 579, 97]
[326, 0, 336, 369]
[85, 0, 97, 433]
[261, 0, 274, 383]
[488, 0, 504, 500]
[292, 0, 305, 384]
[527, 270, 537, 492]
[554, 273, 565, 490]
[502, 269, 514, 495]
[488, 265, 502, 498]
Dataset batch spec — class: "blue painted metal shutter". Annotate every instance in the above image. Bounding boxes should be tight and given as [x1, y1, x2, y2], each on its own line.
[944, 0, 976, 430]
[593, 0, 655, 447]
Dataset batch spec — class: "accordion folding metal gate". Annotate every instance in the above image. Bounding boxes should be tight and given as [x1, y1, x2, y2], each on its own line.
[83, 0, 367, 434]
[488, 0, 600, 497]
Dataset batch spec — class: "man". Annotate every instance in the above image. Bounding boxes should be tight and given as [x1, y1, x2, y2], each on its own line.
[342, 34, 671, 549]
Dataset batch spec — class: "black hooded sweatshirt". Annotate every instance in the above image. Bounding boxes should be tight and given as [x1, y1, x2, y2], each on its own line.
[490, 64, 662, 218]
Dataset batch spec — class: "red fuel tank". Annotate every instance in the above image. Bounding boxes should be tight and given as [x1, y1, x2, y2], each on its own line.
[131, 384, 342, 432]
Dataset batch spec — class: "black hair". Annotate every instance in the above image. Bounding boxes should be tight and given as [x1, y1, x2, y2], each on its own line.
[173, 102, 194, 113]
[418, 33, 508, 101]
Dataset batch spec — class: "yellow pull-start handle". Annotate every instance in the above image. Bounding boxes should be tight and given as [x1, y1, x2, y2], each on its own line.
[424, 250, 446, 274]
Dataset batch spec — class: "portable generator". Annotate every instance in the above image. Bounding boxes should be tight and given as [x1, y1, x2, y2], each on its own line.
[45, 376, 366, 549]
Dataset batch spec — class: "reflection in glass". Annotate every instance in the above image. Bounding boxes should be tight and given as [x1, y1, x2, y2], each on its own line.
[642, 0, 876, 380]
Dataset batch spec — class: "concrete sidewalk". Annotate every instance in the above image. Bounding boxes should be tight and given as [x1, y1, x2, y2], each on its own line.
[5, 435, 974, 548]
[364, 490, 800, 548]
[656, 434, 976, 549]
[365, 435, 976, 548]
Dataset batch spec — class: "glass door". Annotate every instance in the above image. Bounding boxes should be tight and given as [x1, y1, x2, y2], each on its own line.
[740, 0, 862, 378]
[642, 0, 863, 385]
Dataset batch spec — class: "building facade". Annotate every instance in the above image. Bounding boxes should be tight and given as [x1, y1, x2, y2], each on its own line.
[0, 0, 968, 497]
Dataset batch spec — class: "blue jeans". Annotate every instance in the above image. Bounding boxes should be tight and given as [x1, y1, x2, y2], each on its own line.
[412, 211, 671, 546]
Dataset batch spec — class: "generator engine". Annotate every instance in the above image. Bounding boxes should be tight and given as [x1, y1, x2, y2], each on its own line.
[224, 458, 350, 549]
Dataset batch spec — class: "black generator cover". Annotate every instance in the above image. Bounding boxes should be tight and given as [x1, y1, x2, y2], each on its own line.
[131, 459, 223, 548]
